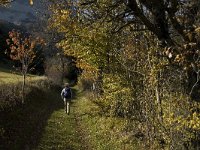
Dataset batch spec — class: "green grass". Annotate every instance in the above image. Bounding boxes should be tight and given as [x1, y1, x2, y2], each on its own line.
[0, 87, 89, 150]
[36, 104, 86, 150]
[74, 92, 140, 150]
[0, 67, 46, 84]
[0, 87, 62, 149]
[0, 68, 22, 83]
[0, 84, 140, 150]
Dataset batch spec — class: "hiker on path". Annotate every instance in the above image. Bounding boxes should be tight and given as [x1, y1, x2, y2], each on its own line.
[61, 83, 72, 114]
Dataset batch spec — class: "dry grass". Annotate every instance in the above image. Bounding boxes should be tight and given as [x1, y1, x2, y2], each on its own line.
[0, 68, 46, 84]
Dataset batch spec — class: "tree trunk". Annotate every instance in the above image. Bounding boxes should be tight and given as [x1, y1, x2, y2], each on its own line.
[155, 85, 163, 122]
[155, 74, 163, 122]
[21, 61, 27, 104]
[60, 56, 64, 84]
[95, 67, 103, 97]
[22, 73, 26, 104]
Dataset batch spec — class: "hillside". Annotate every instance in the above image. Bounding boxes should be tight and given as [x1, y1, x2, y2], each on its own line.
[0, 65, 46, 84]
[0, 19, 23, 33]
[0, 0, 38, 25]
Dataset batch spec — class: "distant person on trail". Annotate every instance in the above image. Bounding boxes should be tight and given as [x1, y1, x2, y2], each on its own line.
[61, 83, 72, 114]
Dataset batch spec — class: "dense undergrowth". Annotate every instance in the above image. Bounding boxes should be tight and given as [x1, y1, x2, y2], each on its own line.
[75, 91, 141, 150]
[1, 75, 199, 149]
[77, 70, 200, 150]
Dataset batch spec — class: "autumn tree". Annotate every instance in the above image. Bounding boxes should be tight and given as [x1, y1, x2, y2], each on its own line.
[6, 29, 43, 103]
[79, 0, 200, 97]
[48, 0, 200, 149]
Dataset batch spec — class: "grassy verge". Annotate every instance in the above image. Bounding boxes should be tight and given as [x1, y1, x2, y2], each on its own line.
[36, 99, 87, 150]
[0, 67, 48, 110]
[0, 85, 63, 150]
[0, 86, 90, 150]
[0, 66, 45, 84]
[75, 92, 141, 150]
[0, 84, 140, 150]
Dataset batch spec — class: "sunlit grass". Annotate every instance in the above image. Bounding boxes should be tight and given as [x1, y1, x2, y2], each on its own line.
[36, 109, 83, 150]
[75, 92, 140, 150]
[35, 89, 140, 150]
[0, 67, 46, 84]
[35, 89, 86, 150]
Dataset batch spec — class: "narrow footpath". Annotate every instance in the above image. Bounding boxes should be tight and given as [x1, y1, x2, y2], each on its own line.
[35, 92, 89, 150]
[0, 88, 90, 150]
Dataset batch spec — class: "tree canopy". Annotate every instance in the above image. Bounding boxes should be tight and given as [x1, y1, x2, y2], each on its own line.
[1, 0, 200, 149]
[46, 0, 200, 149]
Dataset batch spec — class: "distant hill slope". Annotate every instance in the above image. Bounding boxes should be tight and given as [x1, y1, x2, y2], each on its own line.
[0, 0, 37, 25]
[0, 19, 22, 33]
[0, 66, 46, 84]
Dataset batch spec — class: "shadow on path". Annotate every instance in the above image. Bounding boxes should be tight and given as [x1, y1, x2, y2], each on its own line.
[0, 86, 63, 150]
[34, 88, 89, 150]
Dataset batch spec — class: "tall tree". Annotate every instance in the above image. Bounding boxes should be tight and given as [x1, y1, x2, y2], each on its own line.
[79, 0, 200, 97]
[48, 1, 200, 149]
